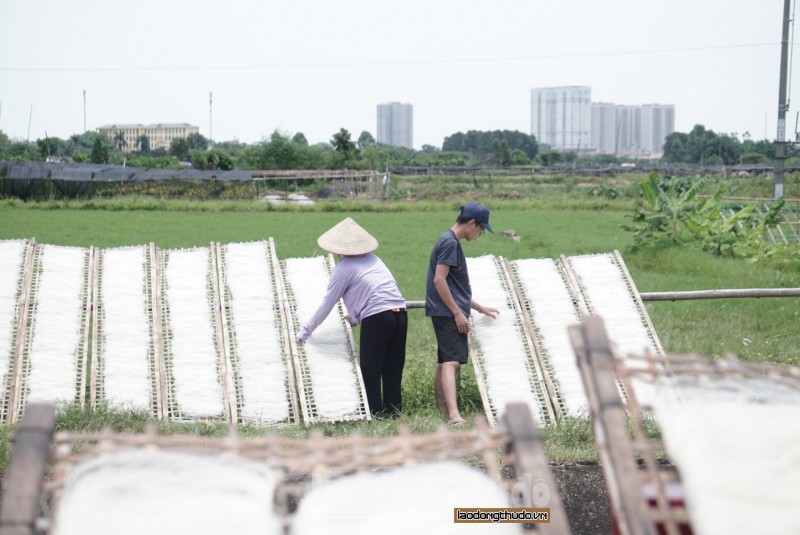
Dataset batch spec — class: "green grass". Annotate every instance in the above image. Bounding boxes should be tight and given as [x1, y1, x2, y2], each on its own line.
[1, 198, 799, 468]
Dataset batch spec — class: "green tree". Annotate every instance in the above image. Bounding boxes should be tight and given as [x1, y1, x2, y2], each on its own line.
[191, 148, 233, 170]
[491, 139, 511, 166]
[663, 125, 741, 165]
[186, 133, 209, 151]
[169, 138, 190, 161]
[292, 132, 308, 146]
[443, 130, 538, 160]
[357, 131, 375, 148]
[135, 135, 151, 154]
[331, 128, 358, 168]
[112, 131, 127, 152]
[37, 136, 68, 159]
[91, 138, 109, 163]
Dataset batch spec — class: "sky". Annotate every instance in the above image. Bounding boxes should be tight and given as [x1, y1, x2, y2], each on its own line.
[0, 0, 795, 149]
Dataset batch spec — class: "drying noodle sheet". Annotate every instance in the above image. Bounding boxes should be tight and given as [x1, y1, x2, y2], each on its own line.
[467, 256, 543, 424]
[53, 449, 282, 535]
[223, 242, 289, 424]
[99, 247, 152, 411]
[513, 258, 588, 417]
[652, 376, 800, 535]
[285, 257, 360, 419]
[293, 461, 522, 534]
[27, 245, 86, 404]
[0, 240, 26, 397]
[164, 248, 224, 418]
[567, 253, 658, 404]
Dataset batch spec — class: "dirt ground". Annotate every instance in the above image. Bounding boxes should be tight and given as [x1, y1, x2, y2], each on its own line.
[550, 463, 612, 534]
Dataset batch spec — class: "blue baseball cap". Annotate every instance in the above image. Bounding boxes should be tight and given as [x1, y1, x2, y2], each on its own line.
[460, 202, 494, 233]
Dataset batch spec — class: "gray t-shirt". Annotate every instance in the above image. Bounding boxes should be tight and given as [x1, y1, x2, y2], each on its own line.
[425, 229, 471, 317]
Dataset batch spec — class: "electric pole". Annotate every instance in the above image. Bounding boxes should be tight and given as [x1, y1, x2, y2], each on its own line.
[209, 91, 213, 145]
[83, 90, 87, 133]
[774, 0, 791, 199]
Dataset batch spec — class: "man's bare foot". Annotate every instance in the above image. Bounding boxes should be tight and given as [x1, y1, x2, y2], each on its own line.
[448, 417, 466, 425]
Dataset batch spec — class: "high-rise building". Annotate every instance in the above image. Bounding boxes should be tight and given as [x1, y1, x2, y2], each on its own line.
[591, 102, 617, 154]
[532, 85, 675, 156]
[614, 105, 643, 156]
[530, 86, 591, 150]
[377, 102, 413, 149]
[640, 104, 675, 155]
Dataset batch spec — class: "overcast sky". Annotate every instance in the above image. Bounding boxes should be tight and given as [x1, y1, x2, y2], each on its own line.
[0, 0, 794, 148]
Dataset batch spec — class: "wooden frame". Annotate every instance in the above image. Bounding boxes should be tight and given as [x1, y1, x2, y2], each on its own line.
[8, 244, 92, 424]
[2, 239, 35, 424]
[281, 254, 370, 425]
[506, 256, 585, 419]
[0, 402, 571, 534]
[467, 255, 554, 427]
[569, 316, 689, 535]
[214, 239, 299, 427]
[156, 245, 231, 422]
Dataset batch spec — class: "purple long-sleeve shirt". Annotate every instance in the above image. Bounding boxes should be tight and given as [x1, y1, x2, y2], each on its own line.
[297, 253, 405, 341]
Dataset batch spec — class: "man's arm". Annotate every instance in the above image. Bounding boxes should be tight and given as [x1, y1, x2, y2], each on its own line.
[470, 300, 499, 319]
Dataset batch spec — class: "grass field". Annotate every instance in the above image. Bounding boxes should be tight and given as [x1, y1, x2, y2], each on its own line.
[1, 198, 798, 465]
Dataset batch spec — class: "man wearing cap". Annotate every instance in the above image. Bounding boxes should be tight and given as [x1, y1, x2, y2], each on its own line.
[298, 217, 407, 416]
[426, 202, 499, 425]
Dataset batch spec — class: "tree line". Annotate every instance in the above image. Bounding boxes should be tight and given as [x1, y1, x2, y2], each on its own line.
[0, 123, 795, 171]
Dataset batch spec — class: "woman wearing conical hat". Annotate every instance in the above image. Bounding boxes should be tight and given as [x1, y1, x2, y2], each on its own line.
[298, 217, 407, 416]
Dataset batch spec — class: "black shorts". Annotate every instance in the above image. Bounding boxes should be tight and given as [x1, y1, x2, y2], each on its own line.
[431, 315, 468, 364]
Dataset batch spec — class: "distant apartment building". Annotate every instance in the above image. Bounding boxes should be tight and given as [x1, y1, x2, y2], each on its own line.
[97, 123, 199, 153]
[530, 86, 592, 151]
[377, 102, 413, 149]
[591, 102, 617, 154]
[594, 104, 674, 156]
[640, 104, 675, 155]
[531, 85, 675, 156]
[614, 105, 643, 156]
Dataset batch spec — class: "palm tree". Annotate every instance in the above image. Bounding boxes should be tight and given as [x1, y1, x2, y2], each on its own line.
[112, 131, 127, 152]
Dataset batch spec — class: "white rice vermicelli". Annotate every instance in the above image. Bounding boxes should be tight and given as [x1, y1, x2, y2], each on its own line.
[163, 248, 224, 418]
[284, 256, 360, 419]
[566, 253, 659, 404]
[468, 255, 543, 424]
[293, 461, 523, 535]
[27, 245, 86, 404]
[223, 242, 289, 424]
[652, 376, 800, 535]
[513, 258, 588, 417]
[99, 247, 152, 410]
[53, 449, 282, 535]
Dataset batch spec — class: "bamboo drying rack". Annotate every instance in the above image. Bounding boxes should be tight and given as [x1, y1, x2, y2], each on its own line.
[468, 255, 555, 427]
[215, 239, 299, 427]
[569, 315, 800, 535]
[7, 242, 91, 424]
[281, 254, 371, 424]
[0, 402, 571, 534]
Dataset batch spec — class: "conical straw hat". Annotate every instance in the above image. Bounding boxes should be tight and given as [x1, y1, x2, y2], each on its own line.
[317, 217, 379, 255]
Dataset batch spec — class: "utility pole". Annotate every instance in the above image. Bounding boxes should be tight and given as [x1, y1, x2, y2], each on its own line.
[774, 0, 791, 199]
[83, 90, 87, 133]
[209, 91, 213, 145]
[26, 103, 33, 144]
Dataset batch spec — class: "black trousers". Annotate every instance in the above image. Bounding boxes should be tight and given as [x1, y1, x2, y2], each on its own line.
[359, 309, 408, 415]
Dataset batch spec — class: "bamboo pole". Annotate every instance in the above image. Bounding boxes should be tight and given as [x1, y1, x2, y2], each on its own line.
[404, 286, 800, 309]
[639, 288, 800, 301]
